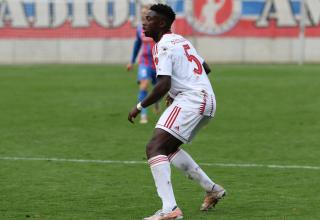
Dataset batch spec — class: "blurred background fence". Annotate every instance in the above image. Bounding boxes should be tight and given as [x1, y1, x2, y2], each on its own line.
[0, 0, 319, 64]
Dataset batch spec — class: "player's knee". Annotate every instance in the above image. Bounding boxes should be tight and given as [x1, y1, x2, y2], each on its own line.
[139, 79, 149, 90]
[146, 139, 165, 159]
[146, 142, 158, 159]
[145, 144, 153, 159]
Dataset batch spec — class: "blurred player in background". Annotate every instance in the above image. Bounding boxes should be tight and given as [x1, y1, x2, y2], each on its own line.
[127, 4, 160, 124]
[128, 4, 226, 220]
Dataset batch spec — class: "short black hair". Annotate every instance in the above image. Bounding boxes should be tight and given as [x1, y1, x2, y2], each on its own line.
[150, 4, 176, 28]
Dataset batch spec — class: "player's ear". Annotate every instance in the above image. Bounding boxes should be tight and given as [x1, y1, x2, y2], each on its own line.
[158, 19, 167, 29]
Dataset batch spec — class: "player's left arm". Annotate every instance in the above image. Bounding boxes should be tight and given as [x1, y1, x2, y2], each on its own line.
[128, 75, 171, 123]
[203, 61, 211, 74]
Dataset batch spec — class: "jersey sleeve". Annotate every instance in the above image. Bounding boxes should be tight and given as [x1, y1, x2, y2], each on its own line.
[156, 44, 173, 76]
[130, 27, 142, 64]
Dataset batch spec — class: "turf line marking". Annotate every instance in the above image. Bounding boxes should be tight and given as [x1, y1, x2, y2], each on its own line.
[0, 156, 319, 170]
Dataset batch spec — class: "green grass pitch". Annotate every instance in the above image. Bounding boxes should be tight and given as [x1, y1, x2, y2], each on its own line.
[0, 64, 319, 220]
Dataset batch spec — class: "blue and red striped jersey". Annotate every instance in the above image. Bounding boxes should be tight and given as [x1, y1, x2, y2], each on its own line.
[130, 25, 155, 69]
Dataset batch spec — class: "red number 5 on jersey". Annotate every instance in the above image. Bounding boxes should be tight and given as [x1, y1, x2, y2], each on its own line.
[183, 44, 203, 75]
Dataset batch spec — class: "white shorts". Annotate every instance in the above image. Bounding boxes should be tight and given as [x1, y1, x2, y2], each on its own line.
[156, 91, 216, 143]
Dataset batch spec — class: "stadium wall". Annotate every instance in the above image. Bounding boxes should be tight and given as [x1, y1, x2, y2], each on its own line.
[0, 0, 320, 64]
[1, 38, 320, 64]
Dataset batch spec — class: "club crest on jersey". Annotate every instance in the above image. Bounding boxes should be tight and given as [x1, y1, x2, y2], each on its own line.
[185, 0, 242, 35]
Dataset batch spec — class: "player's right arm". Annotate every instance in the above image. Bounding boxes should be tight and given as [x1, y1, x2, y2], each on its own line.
[128, 42, 173, 123]
[127, 28, 142, 71]
[140, 75, 171, 108]
[138, 42, 173, 108]
[128, 75, 171, 123]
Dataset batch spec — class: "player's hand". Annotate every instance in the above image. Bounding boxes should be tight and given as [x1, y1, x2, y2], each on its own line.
[165, 95, 174, 107]
[126, 63, 134, 71]
[128, 106, 140, 123]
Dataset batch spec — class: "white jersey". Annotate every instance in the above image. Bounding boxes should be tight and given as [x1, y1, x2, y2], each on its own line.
[153, 33, 214, 98]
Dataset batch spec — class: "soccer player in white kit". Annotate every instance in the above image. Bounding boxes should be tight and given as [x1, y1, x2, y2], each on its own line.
[128, 4, 226, 220]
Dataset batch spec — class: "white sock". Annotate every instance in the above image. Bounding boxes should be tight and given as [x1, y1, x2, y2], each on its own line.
[148, 155, 177, 213]
[169, 148, 215, 192]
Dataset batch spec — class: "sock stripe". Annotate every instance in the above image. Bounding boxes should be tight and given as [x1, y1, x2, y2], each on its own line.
[149, 157, 168, 165]
[149, 159, 168, 167]
[148, 155, 167, 163]
[148, 155, 169, 167]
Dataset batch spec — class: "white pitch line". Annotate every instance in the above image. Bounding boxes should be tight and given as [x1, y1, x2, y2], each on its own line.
[0, 156, 319, 171]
